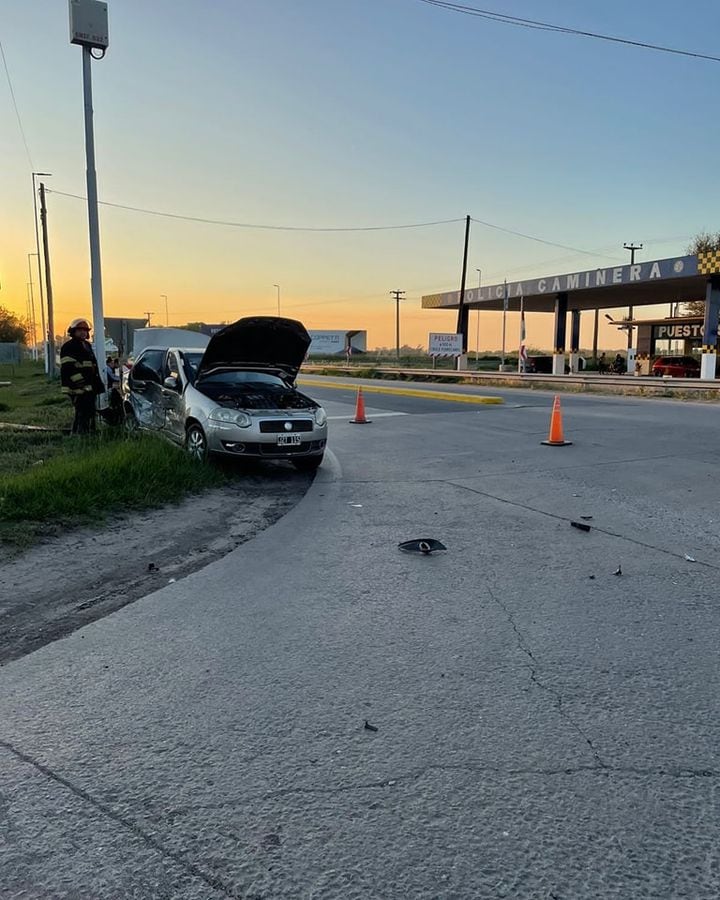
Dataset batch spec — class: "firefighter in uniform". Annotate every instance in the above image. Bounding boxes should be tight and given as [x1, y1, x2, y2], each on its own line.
[60, 318, 105, 434]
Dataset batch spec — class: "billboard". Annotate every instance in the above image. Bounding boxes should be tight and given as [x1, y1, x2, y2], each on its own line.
[307, 330, 367, 356]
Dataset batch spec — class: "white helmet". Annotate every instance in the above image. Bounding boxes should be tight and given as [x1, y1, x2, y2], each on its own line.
[68, 318, 92, 334]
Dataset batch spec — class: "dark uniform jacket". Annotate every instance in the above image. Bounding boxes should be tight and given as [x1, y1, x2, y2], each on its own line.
[60, 337, 104, 397]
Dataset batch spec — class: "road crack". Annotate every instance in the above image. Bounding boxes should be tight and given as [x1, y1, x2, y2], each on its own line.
[0, 737, 242, 899]
[482, 575, 608, 770]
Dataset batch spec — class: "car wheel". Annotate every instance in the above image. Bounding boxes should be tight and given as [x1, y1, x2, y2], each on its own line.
[186, 423, 208, 462]
[292, 454, 323, 472]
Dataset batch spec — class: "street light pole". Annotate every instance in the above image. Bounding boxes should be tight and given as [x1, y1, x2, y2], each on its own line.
[475, 268, 481, 364]
[161, 294, 168, 325]
[70, 1, 110, 387]
[27, 253, 38, 359]
[273, 284, 280, 315]
[81, 44, 107, 388]
[31, 172, 51, 370]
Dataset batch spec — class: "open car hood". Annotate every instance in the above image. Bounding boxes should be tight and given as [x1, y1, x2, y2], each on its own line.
[195, 316, 311, 381]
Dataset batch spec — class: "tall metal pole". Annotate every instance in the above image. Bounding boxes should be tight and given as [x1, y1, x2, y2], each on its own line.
[475, 268, 481, 364]
[31, 173, 51, 371]
[39, 183, 56, 378]
[455, 215, 471, 354]
[27, 254, 38, 360]
[161, 294, 168, 325]
[273, 284, 280, 315]
[623, 242, 642, 352]
[592, 308, 599, 363]
[82, 46, 107, 388]
[501, 279, 508, 369]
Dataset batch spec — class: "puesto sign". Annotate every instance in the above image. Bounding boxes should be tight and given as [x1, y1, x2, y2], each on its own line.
[654, 322, 703, 340]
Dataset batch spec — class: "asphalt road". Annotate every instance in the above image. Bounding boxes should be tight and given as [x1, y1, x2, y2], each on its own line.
[1, 379, 719, 899]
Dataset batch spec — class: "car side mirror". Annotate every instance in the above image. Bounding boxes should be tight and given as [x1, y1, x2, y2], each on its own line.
[163, 376, 179, 391]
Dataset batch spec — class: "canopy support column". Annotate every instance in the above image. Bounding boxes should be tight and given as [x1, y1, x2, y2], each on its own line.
[569, 309, 581, 373]
[701, 275, 720, 380]
[553, 292, 568, 375]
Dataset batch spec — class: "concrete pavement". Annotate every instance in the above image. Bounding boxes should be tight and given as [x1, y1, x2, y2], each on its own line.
[1, 389, 719, 898]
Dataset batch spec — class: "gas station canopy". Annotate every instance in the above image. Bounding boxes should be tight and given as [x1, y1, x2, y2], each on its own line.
[422, 253, 720, 313]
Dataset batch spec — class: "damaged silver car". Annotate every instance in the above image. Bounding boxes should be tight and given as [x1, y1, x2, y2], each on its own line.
[122, 317, 327, 470]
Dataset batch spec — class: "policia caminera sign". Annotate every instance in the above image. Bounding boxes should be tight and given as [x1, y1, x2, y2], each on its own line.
[422, 255, 707, 310]
[422, 252, 720, 313]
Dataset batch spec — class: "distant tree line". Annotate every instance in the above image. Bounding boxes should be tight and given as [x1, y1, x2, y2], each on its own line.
[0, 306, 28, 343]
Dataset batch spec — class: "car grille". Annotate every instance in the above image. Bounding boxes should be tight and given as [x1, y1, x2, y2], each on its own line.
[259, 419, 314, 433]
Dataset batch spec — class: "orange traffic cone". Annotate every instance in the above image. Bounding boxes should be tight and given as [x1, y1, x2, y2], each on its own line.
[541, 395, 572, 446]
[350, 387, 371, 424]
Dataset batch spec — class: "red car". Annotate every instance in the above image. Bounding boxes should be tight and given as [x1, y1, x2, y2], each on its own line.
[651, 355, 700, 378]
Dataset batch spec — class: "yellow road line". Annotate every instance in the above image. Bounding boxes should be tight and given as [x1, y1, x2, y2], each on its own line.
[298, 378, 503, 405]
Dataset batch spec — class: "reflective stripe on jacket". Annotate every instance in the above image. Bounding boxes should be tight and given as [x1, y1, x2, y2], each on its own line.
[60, 338, 104, 397]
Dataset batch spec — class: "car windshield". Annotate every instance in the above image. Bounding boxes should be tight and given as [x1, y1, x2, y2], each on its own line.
[197, 370, 287, 388]
[183, 352, 205, 384]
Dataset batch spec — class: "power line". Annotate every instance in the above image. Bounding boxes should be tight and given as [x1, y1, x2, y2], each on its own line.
[47, 187, 619, 262]
[471, 217, 622, 261]
[0, 40, 34, 170]
[417, 0, 720, 63]
[46, 190, 464, 232]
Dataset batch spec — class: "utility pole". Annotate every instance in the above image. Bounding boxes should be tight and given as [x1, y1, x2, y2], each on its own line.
[390, 290, 405, 360]
[161, 294, 168, 325]
[623, 242, 643, 352]
[31, 173, 51, 371]
[39, 182, 56, 378]
[144, 311, 154, 326]
[455, 215, 471, 367]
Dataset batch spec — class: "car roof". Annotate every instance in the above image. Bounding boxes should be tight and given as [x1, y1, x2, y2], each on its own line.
[136, 346, 205, 354]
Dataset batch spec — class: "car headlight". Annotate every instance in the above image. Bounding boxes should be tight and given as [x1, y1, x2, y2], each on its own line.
[314, 407, 327, 427]
[209, 408, 252, 427]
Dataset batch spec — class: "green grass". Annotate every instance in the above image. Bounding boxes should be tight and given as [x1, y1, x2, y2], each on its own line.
[0, 361, 230, 548]
[0, 433, 226, 546]
[0, 361, 69, 429]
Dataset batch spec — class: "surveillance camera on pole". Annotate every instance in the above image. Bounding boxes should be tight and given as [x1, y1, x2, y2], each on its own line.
[69, 0, 109, 390]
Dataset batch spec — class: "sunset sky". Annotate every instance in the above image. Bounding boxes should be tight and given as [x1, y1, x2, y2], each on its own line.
[2, 0, 720, 352]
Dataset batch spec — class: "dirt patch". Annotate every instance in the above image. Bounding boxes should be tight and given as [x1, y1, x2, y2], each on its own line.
[0, 468, 312, 666]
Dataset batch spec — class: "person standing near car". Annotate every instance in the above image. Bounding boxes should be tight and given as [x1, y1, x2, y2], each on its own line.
[60, 318, 105, 434]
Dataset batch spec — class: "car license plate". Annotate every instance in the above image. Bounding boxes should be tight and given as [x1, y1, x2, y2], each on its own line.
[277, 434, 301, 446]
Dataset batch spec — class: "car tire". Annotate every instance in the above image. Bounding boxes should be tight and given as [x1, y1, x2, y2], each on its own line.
[185, 423, 208, 462]
[292, 454, 323, 472]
